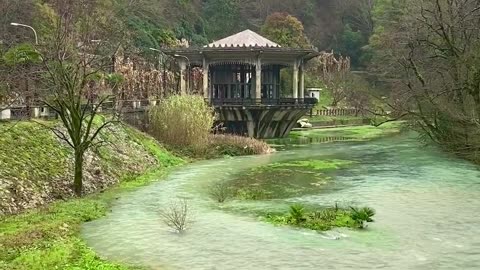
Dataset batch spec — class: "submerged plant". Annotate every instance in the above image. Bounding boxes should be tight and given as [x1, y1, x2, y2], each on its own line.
[159, 198, 191, 233]
[209, 181, 231, 203]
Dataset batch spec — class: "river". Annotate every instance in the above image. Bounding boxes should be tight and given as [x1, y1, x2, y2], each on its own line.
[82, 131, 480, 269]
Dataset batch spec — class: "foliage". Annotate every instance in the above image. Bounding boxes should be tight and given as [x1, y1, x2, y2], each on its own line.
[289, 204, 306, 224]
[203, 0, 242, 40]
[368, 0, 480, 162]
[2, 44, 42, 66]
[209, 181, 231, 203]
[333, 24, 369, 68]
[0, 129, 183, 269]
[159, 198, 191, 233]
[264, 204, 376, 231]
[350, 206, 375, 228]
[149, 94, 214, 148]
[261, 12, 311, 48]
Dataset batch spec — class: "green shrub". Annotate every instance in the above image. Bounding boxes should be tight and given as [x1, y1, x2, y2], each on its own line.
[149, 95, 214, 148]
[264, 204, 376, 231]
[289, 204, 306, 224]
[349, 206, 375, 228]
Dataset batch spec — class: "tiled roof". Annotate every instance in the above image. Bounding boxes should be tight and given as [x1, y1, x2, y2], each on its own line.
[206, 29, 281, 48]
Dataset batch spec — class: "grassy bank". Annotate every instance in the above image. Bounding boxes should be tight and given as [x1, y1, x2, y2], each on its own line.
[267, 122, 405, 148]
[0, 121, 184, 270]
[290, 121, 404, 141]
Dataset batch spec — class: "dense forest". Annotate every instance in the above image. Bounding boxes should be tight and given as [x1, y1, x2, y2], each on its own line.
[0, 0, 372, 68]
[2, 0, 480, 162]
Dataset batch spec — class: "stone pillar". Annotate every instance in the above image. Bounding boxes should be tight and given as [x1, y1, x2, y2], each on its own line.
[299, 62, 305, 102]
[179, 60, 187, 95]
[292, 60, 299, 100]
[255, 57, 262, 103]
[203, 57, 209, 100]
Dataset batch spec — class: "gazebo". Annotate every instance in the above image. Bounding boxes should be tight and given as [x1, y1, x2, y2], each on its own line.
[163, 29, 320, 138]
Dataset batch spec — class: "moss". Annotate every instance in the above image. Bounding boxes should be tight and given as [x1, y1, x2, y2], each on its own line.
[0, 120, 184, 270]
[226, 159, 354, 200]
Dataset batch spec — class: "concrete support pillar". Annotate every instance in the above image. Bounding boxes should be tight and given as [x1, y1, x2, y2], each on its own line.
[292, 60, 299, 100]
[255, 57, 262, 102]
[299, 62, 305, 102]
[203, 57, 209, 100]
[179, 60, 187, 95]
[247, 121, 255, 138]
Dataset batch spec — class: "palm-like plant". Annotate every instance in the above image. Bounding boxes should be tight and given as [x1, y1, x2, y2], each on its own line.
[289, 204, 306, 224]
[349, 207, 375, 228]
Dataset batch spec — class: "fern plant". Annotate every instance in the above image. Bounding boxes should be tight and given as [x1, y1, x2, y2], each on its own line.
[289, 204, 306, 224]
[349, 207, 375, 228]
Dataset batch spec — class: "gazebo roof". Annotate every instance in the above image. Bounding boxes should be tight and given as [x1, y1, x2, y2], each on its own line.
[206, 30, 281, 48]
[162, 29, 319, 66]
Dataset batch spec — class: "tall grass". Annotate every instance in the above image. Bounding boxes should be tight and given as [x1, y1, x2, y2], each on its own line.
[149, 95, 214, 148]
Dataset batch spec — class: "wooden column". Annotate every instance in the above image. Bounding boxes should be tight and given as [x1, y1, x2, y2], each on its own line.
[292, 60, 299, 99]
[203, 57, 209, 99]
[179, 60, 187, 95]
[299, 62, 305, 102]
[255, 57, 262, 102]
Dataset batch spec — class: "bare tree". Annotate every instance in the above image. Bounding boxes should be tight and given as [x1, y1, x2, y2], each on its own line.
[32, 0, 127, 195]
[371, 0, 480, 157]
[159, 199, 191, 233]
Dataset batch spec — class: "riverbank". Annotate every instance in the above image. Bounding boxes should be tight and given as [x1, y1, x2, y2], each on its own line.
[0, 120, 186, 269]
[269, 121, 405, 147]
[0, 120, 273, 269]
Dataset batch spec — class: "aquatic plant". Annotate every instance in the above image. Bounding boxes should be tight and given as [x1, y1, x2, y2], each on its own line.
[159, 199, 191, 233]
[227, 159, 353, 201]
[264, 204, 376, 232]
[289, 204, 306, 224]
[209, 182, 231, 203]
[349, 207, 375, 228]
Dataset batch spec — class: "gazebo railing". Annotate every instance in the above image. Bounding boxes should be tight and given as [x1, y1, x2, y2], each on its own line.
[209, 98, 318, 106]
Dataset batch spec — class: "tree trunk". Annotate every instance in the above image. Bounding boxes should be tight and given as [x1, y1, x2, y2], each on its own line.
[73, 149, 84, 196]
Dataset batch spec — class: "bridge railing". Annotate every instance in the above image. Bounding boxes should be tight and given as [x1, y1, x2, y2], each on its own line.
[209, 98, 318, 106]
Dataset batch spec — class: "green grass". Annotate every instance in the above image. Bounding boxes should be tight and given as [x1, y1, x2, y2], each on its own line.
[290, 122, 404, 141]
[304, 115, 368, 124]
[0, 121, 184, 270]
[0, 167, 175, 270]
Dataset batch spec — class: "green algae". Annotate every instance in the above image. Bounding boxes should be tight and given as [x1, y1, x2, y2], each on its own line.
[226, 159, 355, 200]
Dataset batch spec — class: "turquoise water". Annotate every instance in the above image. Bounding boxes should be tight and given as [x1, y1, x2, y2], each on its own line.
[82, 133, 480, 269]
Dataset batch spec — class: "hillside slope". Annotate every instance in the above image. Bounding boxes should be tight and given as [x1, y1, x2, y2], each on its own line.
[0, 120, 183, 216]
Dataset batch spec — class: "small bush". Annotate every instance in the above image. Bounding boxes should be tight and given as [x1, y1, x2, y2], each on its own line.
[209, 182, 231, 203]
[159, 199, 191, 233]
[149, 95, 214, 148]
